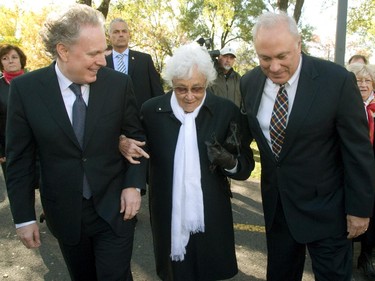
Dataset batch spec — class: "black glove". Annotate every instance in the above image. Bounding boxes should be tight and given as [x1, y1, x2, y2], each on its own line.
[205, 135, 237, 170]
[223, 121, 241, 155]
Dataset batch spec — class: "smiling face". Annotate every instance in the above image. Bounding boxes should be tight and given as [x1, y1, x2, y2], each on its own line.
[57, 25, 107, 84]
[1, 49, 22, 73]
[254, 22, 301, 85]
[172, 68, 207, 113]
[356, 75, 374, 101]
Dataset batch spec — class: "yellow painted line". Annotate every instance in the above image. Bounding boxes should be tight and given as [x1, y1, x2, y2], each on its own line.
[234, 223, 265, 233]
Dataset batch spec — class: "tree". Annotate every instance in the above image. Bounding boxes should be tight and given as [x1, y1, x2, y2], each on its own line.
[1, 0, 315, 73]
[347, 0, 375, 53]
[277, 0, 305, 23]
[77, 0, 111, 18]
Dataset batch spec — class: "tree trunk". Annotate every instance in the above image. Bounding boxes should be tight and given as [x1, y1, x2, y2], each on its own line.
[76, 0, 111, 18]
[97, 0, 111, 18]
[77, 0, 92, 5]
[277, 0, 304, 24]
[293, 0, 305, 23]
[277, 0, 288, 12]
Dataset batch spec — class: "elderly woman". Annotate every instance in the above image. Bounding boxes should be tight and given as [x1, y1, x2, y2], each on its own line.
[137, 43, 254, 281]
[0, 44, 27, 178]
[347, 62, 375, 279]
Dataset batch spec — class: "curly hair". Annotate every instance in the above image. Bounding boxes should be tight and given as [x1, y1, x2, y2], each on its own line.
[162, 42, 217, 88]
[40, 4, 105, 59]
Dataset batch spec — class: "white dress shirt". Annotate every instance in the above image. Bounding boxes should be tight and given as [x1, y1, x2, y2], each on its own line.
[256, 55, 303, 148]
[15, 62, 90, 229]
[112, 49, 129, 74]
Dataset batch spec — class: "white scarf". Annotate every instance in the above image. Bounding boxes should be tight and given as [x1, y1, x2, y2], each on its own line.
[170, 92, 205, 261]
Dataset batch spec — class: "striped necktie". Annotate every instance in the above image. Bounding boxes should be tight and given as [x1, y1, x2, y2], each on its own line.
[269, 84, 288, 158]
[116, 53, 127, 74]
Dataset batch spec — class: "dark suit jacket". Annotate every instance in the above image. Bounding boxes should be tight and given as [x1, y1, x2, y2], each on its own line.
[6, 63, 148, 245]
[106, 49, 164, 107]
[0, 78, 9, 156]
[240, 53, 375, 243]
[141, 91, 254, 280]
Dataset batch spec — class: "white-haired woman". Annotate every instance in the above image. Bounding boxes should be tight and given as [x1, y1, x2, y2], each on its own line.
[139, 43, 254, 280]
[347, 62, 375, 279]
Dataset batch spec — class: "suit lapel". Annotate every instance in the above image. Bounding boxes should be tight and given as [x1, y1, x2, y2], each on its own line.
[247, 70, 275, 159]
[38, 64, 80, 148]
[128, 50, 136, 76]
[105, 54, 115, 69]
[278, 55, 319, 160]
[84, 69, 108, 147]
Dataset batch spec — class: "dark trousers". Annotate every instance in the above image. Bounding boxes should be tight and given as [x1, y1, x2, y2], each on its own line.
[58, 198, 135, 281]
[266, 200, 352, 281]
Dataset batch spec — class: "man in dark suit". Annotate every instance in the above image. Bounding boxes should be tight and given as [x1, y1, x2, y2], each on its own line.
[6, 4, 147, 281]
[240, 12, 375, 281]
[106, 18, 164, 108]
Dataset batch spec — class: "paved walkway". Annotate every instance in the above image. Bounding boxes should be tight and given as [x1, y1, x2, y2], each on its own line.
[0, 174, 367, 280]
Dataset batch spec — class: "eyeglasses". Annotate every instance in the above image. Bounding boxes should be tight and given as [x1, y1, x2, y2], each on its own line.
[173, 86, 206, 95]
[356, 78, 373, 85]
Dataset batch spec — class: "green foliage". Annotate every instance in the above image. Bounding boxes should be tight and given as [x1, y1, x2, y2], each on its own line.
[347, 0, 375, 59]
[1, 0, 316, 73]
[0, 5, 52, 71]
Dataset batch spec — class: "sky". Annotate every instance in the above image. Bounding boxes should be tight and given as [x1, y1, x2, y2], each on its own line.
[302, 0, 337, 40]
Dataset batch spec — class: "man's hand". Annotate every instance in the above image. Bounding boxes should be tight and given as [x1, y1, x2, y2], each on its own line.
[346, 214, 370, 239]
[0, 157, 6, 164]
[119, 135, 150, 164]
[120, 187, 141, 220]
[16, 223, 41, 249]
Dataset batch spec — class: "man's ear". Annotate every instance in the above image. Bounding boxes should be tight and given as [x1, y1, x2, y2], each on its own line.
[56, 43, 69, 62]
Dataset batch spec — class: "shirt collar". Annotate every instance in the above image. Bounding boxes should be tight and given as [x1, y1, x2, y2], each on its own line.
[113, 48, 129, 58]
[55, 62, 88, 90]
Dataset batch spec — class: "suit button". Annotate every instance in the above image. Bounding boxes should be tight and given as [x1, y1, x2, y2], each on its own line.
[82, 158, 87, 162]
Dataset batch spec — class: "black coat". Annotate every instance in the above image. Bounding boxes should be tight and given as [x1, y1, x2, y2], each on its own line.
[6, 63, 148, 245]
[240, 53, 375, 243]
[106, 49, 164, 108]
[141, 91, 254, 280]
[0, 77, 9, 156]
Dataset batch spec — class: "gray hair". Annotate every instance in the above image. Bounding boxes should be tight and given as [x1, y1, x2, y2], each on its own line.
[162, 42, 217, 88]
[108, 18, 129, 33]
[347, 63, 375, 83]
[40, 4, 105, 59]
[252, 11, 300, 42]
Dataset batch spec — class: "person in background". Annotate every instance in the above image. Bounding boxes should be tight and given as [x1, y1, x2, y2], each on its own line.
[0, 44, 27, 179]
[122, 42, 254, 280]
[208, 46, 242, 108]
[5, 4, 147, 280]
[106, 18, 164, 108]
[240, 12, 375, 281]
[347, 62, 375, 280]
[349, 54, 368, 65]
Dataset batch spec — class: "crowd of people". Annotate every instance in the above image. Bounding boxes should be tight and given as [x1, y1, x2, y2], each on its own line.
[1, 3, 375, 281]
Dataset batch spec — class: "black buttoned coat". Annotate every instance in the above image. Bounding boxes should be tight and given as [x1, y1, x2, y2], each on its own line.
[141, 91, 254, 280]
